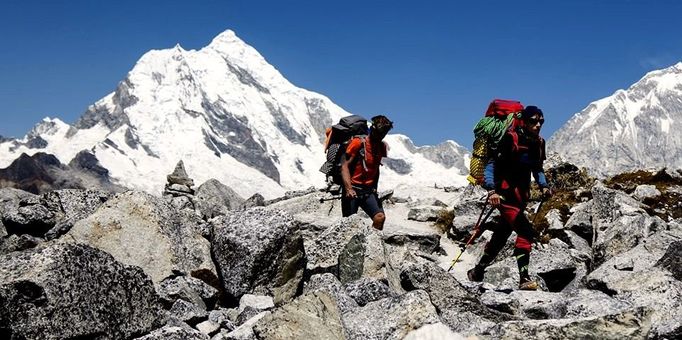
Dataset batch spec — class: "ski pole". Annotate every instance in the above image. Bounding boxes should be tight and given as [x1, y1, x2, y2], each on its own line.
[447, 204, 495, 272]
[319, 195, 342, 203]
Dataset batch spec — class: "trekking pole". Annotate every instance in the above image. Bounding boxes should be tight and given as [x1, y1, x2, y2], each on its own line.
[447, 204, 495, 272]
[319, 195, 342, 203]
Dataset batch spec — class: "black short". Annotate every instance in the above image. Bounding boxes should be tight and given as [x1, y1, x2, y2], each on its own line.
[341, 189, 384, 218]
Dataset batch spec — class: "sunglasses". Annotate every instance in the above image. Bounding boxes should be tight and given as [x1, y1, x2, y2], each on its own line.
[526, 118, 545, 126]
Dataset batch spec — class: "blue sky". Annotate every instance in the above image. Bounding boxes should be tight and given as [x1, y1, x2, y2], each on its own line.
[1, 0, 682, 147]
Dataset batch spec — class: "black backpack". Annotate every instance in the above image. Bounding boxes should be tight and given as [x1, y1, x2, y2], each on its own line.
[319, 115, 368, 193]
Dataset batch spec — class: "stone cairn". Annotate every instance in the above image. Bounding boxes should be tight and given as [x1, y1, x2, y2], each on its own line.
[163, 160, 196, 210]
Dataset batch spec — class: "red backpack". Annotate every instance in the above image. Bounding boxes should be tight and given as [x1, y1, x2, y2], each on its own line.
[467, 99, 525, 185]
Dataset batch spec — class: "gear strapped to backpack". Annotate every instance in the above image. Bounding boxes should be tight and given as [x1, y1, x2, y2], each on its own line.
[467, 99, 525, 185]
[319, 115, 369, 193]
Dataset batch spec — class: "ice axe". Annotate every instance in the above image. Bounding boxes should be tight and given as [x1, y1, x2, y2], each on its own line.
[447, 203, 495, 272]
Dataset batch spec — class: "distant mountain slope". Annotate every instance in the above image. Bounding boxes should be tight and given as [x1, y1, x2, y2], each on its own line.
[549, 62, 682, 176]
[0, 30, 469, 197]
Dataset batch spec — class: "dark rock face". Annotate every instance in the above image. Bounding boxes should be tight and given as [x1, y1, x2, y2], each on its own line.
[133, 326, 209, 340]
[74, 78, 134, 131]
[0, 152, 122, 194]
[656, 240, 682, 281]
[211, 208, 305, 305]
[201, 100, 281, 183]
[0, 243, 164, 339]
[383, 157, 412, 175]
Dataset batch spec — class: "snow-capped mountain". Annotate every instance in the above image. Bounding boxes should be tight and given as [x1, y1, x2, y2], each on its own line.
[549, 62, 682, 177]
[0, 30, 469, 198]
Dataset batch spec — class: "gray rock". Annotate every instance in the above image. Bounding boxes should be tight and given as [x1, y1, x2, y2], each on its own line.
[170, 299, 208, 326]
[0, 219, 6, 238]
[167, 160, 195, 187]
[404, 322, 466, 340]
[208, 308, 236, 332]
[253, 291, 346, 340]
[563, 200, 593, 244]
[240, 193, 265, 209]
[0, 188, 36, 216]
[399, 262, 511, 334]
[480, 290, 519, 315]
[42, 189, 111, 239]
[344, 277, 393, 306]
[490, 307, 653, 339]
[196, 320, 221, 336]
[222, 311, 270, 340]
[508, 290, 567, 319]
[135, 326, 209, 340]
[238, 294, 275, 313]
[407, 206, 447, 222]
[632, 184, 661, 200]
[66, 191, 217, 286]
[303, 273, 358, 314]
[0, 243, 164, 339]
[531, 239, 585, 292]
[563, 289, 632, 318]
[169, 183, 194, 194]
[158, 275, 219, 310]
[211, 208, 305, 305]
[338, 227, 387, 284]
[195, 179, 245, 219]
[344, 290, 440, 340]
[0, 233, 43, 254]
[305, 215, 366, 274]
[545, 209, 564, 231]
[236, 306, 262, 326]
[585, 231, 682, 338]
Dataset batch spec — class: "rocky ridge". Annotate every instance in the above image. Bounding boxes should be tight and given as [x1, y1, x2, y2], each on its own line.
[0, 163, 681, 339]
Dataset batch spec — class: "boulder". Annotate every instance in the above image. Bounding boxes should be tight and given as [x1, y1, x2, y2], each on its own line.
[563, 289, 632, 319]
[407, 206, 447, 222]
[134, 326, 209, 340]
[0, 234, 43, 255]
[252, 291, 345, 340]
[41, 189, 111, 240]
[545, 209, 564, 232]
[305, 215, 367, 275]
[303, 273, 358, 314]
[195, 179, 245, 219]
[337, 227, 386, 284]
[0, 243, 163, 339]
[66, 191, 217, 286]
[490, 307, 653, 339]
[240, 193, 265, 210]
[211, 208, 305, 305]
[2, 201, 55, 236]
[563, 201, 593, 244]
[343, 290, 440, 340]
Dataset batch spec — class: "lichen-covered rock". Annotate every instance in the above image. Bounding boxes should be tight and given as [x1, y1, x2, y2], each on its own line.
[2, 202, 55, 236]
[344, 277, 393, 306]
[169, 299, 208, 326]
[0, 243, 164, 339]
[65, 191, 217, 286]
[42, 189, 111, 239]
[195, 179, 244, 219]
[253, 291, 345, 340]
[343, 290, 440, 340]
[0, 233, 43, 255]
[211, 208, 305, 305]
[305, 215, 366, 275]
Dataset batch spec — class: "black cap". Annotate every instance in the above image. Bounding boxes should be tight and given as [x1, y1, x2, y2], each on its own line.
[521, 106, 543, 119]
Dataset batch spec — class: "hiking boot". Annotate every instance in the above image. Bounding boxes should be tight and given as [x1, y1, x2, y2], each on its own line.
[519, 278, 539, 291]
[467, 266, 485, 282]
